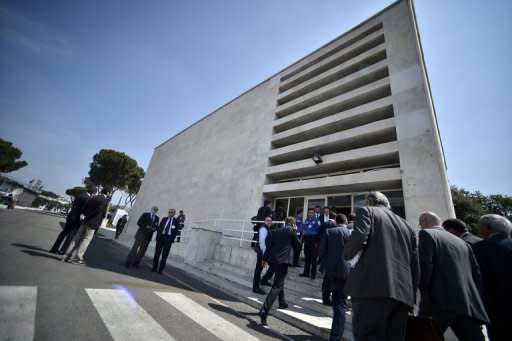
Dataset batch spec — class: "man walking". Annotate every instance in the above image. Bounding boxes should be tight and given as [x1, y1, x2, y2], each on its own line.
[253, 216, 273, 294]
[473, 214, 512, 341]
[152, 208, 179, 274]
[443, 218, 482, 245]
[62, 186, 112, 264]
[418, 211, 488, 341]
[115, 215, 128, 239]
[175, 210, 185, 242]
[50, 186, 94, 254]
[125, 206, 160, 268]
[258, 217, 300, 326]
[319, 215, 351, 341]
[343, 192, 418, 341]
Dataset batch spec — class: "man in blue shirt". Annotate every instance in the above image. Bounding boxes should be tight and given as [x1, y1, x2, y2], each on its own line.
[300, 208, 320, 279]
[293, 208, 304, 267]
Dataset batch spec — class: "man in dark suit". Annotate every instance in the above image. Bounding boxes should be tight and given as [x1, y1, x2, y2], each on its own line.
[253, 216, 274, 294]
[343, 191, 418, 341]
[50, 186, 94, 254]
[175, 210, 185, 242]
[62, 186, 112, 264]
[319, 214, 351, 341]
[473, 214, 512, 341]
[258, 217, 300, 326]
[152, 208, 179, 273]
[126, 206, 159, 268]
[443, 218, 482, 245]
[318, 206, 336, 305]
[418, 211, 488, 341]
[256, 200, 273, 227]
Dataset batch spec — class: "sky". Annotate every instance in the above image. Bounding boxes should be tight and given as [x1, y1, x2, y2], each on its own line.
[1, 0, 511, 200]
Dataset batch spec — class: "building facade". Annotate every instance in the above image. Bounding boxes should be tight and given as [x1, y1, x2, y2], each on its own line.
[128, 0, 454, 231]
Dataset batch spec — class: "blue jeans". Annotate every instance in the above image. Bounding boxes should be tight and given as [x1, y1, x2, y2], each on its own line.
[330, 278, 348, 341]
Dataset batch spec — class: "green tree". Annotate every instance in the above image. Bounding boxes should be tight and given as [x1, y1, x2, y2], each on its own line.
[451, 186, 512, 236]
[65, 186, 86, 198]
[88, 149, 144, 194]
[124, 167, 144, 207]
[0, 138, 28, 173]
[41, 190, 59, 199]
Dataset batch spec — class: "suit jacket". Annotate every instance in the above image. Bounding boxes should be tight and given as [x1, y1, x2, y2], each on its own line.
[343, 205, 419, 308]
[67, 192, 90, 222]
[461, 231, 482, 245]
[82, 194, 109, 230]
[136, 212, 160, 241]
[156, 216, 179, 242]
[418, 227, 489, 323]
[319, 225, 351, 280]
[473, 233, 512, 324]
[263, 225, 300, 265]
[317, 214, 335, 240]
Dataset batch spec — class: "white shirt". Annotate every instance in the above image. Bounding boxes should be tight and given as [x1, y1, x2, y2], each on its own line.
[258, 226, 269, 254]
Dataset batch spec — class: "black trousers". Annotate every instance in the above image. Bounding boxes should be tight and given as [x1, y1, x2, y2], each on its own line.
[260, 263, 288, 316]
[126, 235, 151, 267]
[153, 237, 173, 272]
[352, 297, 409, 341]
[322, 275, 331, 302]
[50, 218, 78, 253]
[115, 226, 124, 239]
[427, 310, 485, 341]
[303, 235, 318, 277]
[330, 278, 348, 341]
[293, 239, 302, 266]
[253, 250, 274, 290]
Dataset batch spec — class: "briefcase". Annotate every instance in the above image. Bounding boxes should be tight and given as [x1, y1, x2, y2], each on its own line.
[406, 315, 443, 341]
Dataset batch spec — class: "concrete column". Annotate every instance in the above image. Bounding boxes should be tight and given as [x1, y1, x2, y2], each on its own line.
[383, 0, 455, 224]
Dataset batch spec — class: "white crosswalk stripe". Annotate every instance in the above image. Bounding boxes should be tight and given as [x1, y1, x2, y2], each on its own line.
[86, 288, 176, 341]
[155, 291, 261, 341]
[0, 286, 37, 341]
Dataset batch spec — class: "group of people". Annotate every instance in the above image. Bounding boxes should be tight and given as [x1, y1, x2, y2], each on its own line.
[252, 192, 512, 341]
[125, 206, 185, 274]
[49, 186, 113, 265]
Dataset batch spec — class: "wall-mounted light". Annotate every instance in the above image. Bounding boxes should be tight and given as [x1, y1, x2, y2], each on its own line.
[312, 151, 323, 164]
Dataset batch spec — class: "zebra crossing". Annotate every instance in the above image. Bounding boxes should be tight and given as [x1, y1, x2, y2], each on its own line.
[0, 286, 262, 341]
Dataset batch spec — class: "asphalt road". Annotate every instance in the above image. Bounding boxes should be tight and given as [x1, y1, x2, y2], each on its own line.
[0, 209, 322, 341]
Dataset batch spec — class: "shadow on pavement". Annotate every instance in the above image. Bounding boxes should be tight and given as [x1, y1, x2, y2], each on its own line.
[12, 243, 52, 253]
[208, 302, 324, 341]
[22, 250, 61, 261]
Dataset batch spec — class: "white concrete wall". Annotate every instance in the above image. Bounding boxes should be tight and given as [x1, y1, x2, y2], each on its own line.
[125, 76, 280, 238]
[383, 0, 455, 225]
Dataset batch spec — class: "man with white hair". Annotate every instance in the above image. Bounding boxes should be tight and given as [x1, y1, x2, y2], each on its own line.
[473, 214, 512, 341]
[418, 211, 489, 340]
[343, 191, 419, 341]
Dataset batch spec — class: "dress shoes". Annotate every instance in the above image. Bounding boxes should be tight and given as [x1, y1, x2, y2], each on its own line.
[278, 303, 289, 309]
[258, 312, 268, 326]
[260, 281, 272, 287]
[253, 287, 266, 294]
[299, 273, 309, 278]
[322, 300, 332, 306]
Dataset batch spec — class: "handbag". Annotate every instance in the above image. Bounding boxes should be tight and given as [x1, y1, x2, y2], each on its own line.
[406, 315, 443, 341]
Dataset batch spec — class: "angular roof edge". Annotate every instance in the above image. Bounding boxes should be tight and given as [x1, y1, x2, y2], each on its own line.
[155, 0, 401, 150]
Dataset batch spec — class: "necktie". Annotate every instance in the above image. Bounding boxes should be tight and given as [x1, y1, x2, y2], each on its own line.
[164, 218, 171, 235]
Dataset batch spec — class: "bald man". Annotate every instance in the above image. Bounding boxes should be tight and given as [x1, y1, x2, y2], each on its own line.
[418, 211, 488, 341]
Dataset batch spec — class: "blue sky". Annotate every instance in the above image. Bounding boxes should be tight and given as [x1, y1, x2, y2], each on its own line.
[1, 0, 511, 199]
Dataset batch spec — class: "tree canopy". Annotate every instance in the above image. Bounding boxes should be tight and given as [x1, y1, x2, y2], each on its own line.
[0, 138, 28, 173]
[87, 149, 144, 197]
[451, 186, 512, 236]
[65, 186, 86, 198]
[41, 190, 59, 199]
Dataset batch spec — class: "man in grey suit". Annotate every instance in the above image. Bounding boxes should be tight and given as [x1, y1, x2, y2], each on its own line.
[319, 215, 351, 341]
[443, 218, 482, 245]
[343, 191, 418, 341]
[418, 211, 489, 341]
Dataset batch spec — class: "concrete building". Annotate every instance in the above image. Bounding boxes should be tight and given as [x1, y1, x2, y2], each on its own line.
[129, 0, 454, 230]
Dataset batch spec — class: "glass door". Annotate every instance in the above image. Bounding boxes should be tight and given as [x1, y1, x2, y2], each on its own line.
[305, 196, 326, 214]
